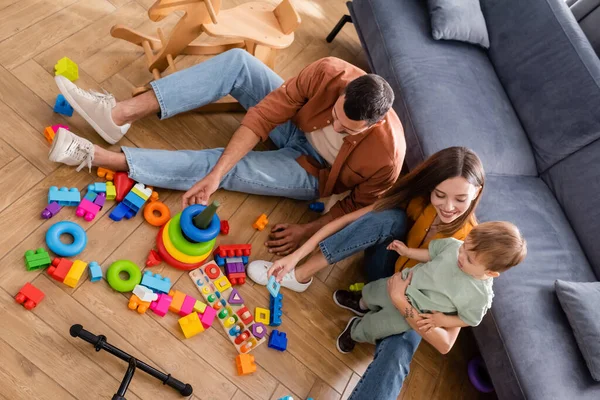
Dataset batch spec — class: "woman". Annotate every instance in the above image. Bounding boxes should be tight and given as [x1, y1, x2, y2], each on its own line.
[247, 146, 485, 399]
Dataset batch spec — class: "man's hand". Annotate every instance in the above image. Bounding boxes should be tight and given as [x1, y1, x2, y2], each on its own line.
[387, 240, 410, 257]
[267, 254, 301, 282]
[265, 223, 308, 256]
[182, 173, 220, 208]
[417, 311, 447, 334]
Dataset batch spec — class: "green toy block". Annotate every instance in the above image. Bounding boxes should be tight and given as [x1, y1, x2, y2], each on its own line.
[54, 57, 79, 82]
[24, 248, 52, 271]
[192, 200, 220, 229]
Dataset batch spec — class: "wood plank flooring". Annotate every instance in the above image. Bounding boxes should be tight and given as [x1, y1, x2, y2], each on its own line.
[0, 1, 498, 399]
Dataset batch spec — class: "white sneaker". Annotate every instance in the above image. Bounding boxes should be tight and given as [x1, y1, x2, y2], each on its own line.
[48, 128, 95, 172]
[246, 260, 312, 293]
[55, 75, 130, 144]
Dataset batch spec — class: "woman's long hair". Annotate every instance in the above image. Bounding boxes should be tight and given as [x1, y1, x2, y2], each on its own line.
[375, 147, 485, 235]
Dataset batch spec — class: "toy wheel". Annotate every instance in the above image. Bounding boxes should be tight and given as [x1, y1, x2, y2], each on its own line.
[106, 260, 142, 293]
[144, 200, 170, 226]
[45, 221, 87, 257]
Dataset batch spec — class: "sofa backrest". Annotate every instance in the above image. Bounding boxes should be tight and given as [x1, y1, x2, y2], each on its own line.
[481, 0, 600, 173]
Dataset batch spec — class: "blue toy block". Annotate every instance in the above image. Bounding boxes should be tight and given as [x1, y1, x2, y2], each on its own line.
[88, 182, 107, 194]
[109, 202, 135, 221]
[88, 261, 103, 282]
[83, 190, 97, 202]
[140, 271, 171, 294]
[48, 186, 81, 206]
[123, 191, 147, 213]
[268, 330, 287, 352]
[53, 94, 74, 117]
[267, 276, 281, 298]
[309, 201, 325, 212]
[278, 397, 293, 400]
[241, 255, 249, 264]
[269, 293, 283, 327]
[214, 254, 225, 266]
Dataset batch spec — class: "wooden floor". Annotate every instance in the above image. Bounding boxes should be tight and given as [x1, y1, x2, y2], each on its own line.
[0, 1, 498, 399]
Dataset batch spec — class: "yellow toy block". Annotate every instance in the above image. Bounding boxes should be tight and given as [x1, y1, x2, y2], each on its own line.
[54, 57, 79, 82]
[178, 312, 204, 338]
[255, 307, 270, 324]
[214, 275, 232, 292]
[64, 260, 87, 288]
[105, 182, 116, 200]
[193, 300, 207, 314]
[252, 213, 269, 231]
[235, 354, 257, 375]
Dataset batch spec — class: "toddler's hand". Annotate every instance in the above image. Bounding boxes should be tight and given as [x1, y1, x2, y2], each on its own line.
[417, 311, 445, 333]
[387, 240, 410, 256]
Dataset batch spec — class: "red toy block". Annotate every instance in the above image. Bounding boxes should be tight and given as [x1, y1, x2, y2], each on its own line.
[145, 249, 162, 267]
[47, 257, 73, 282]
[220, 220, 229, 235]
[227, 272, 246, 285]
[15, 283, 45, 310]
[236, 306, 253, 325]
[213, 244, 252, 258]
[113, 172, 135, 202]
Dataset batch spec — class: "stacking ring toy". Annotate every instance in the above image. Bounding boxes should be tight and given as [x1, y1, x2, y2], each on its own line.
[46, 221, 87, 257]
[180, 205, 220, 243]
[156, 226, 207, 271]
[106, 260, 142, 292]
[144, 200, 170, 226]
[169, 213, 216, 256]
[162, 220, 211, 264]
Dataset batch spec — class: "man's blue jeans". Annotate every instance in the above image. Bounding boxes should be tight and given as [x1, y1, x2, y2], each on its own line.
[121, 49, 324, 200]
[320, 209, 423, 400]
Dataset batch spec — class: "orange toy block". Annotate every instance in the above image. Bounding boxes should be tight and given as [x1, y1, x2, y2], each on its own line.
[128, 294, 151, 314]
[169, 290, 187, 314]
[235, 354, 257, 375]
[252, 213, 268, 231]
[97, 167, 116, 181]
[44, 126, 56, 143]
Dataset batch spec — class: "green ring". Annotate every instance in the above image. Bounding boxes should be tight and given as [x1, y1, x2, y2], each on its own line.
[106, 260, 142, 292]
[169, 213, 217, 256]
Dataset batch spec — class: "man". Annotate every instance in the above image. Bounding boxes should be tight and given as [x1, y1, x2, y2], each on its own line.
[49, 49, 405, 258]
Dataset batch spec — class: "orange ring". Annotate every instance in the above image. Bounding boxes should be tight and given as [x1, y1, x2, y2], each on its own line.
[144, 201, 170, 226]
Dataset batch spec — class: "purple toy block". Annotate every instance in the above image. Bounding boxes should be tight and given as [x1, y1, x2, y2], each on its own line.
[93, 192, 106, 209]
[76, 198, 101, 221]
[228, 288, 244, 304]
[201, 305, 217, 329]
[251, 322, 267, 340]
[41, 201, 62, 219]
[150, 293, 173, 317]
[179, 295, 196, 316]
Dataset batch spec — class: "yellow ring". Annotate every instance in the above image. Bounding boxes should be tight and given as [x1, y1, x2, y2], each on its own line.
[162, 220, 212, 263]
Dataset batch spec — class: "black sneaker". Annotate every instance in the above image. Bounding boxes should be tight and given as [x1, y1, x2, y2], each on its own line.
[337, 317, 360, 354]
[333, 290, 367, 316]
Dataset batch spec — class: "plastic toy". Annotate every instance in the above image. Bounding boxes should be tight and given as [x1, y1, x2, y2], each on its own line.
[133, 285, 158, 302]
[200, 304, 216, 329]
[468, 356, 495, 393]
[251, 322, 267, 340]
[155, 225, 210, 271]
[54, 57, 79, 81]
[46, 221, 87, 257]
[278, 397, 293, 400]
[162, 221, 211, 264]
[178, 312, 205, 339]
[267, 275, 281, 298]
[128, 294, 151, 314]
[123, 183, 154, 215]
[192, 200, 220, 229]
[193, 300, 207, 314]
[180, 295, 197, 316]
[97, 167, 115, 181]
[88, 183, 106, 194]
[269, 293, 283, 326]
[349, 282, 364, 292]
[213, 244, 252, 259]
[83, 190, 97, 202]
[268, 330, 287, 351]
[105, 182, 116, 200]
[109, 202, 136, 221]
[235, 354, 257, 375]
[43, 126, 56, 143]
[48, 186, 80, 206]
[47, 257, 73, 282]
[145, 249, 162, 267]
[143, 199, 170, 226]
[106, 260, 142, 292]
[76, 198, 101, 221]
[41, 201, 62, 219]
[93, 192, 106, 209]
[15, 282, 45, 310]
[252, 213, 268, 231]
[168, 213, 216, 256]
[308, 201, 325, 212]
[64, 260, 87, 288]
[168, 290, 187, 314]
[255, 307, 270, 325]
[180, 204, 220, 243]
[228, 289, 244, 304]
[149, 293, 173, 317]
[113, 172, 135, 202]
[190, 261, 267, 353]
[53, 94, 74, 117]
[224, 257, 246, 285]
[140, 271, 172, 294]
[24, 248, 51, 271]
[88, 261, 103, 282]
[220, 220, 229, 235]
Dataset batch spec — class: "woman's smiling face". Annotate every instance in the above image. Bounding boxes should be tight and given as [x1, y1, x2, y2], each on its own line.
[430, 176, 480, 224]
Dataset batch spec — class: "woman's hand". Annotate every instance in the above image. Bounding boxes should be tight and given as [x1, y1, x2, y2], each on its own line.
[387, 270, 412, 305]
[417, 311, 446, 333]
[387, 240, 410, 257]
[181, 173, 220, 208]
[267, 254, 301, 283]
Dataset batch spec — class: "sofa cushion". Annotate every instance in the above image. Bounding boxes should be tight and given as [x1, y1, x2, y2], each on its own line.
[555, 280, 600, 381]
[481, 0, 600, 172]
[472, 174, 600, 399]
[349, 0, 537, 177]
[427, 0, 490, 48]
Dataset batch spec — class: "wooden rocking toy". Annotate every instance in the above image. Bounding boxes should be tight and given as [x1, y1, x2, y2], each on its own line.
[111, 0, 301, 107]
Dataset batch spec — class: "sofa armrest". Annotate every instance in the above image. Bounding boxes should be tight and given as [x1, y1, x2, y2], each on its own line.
[571, 0, 600, 20]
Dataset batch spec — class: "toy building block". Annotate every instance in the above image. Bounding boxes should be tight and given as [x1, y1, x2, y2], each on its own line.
[179, 312, 205, 339]
[278, 397, 293, 400]
[105, 182, 116, 200]
[150, 293, 173, 317]
[252, 213, 268, 231]
[88, 261, 103, 282]
[214, 275, 232, 292]
[180, 295, 197, 316]
[54, 57, 79, 81]
[251, 322, 267, 340]
[349, 283, 365, 292]
[236, 306, 253, 325]
[48, 186, 80, 206]
[109, 202, 136, 221]
[76, 198, 101, 221]
[268, 330, 287, 352]
[43, 126, 56, 143]
[114, 172, 135, 202]
[83, 190, 97, 202]
[224, 259, 246, 285]
[24, 248, 51, 271]
[193, 300, 207, 314]
[88, 182, 107, 194]
[47, 257, 73, 282]
[192, 200, 220, 229]
[15, 283, 45, 310]
[235, 354, 257, 375]
[123, 183, 153, 215]
[145, 249, 162, 267]
[41, 201, 62, 219]
[169, 290, 187, 314]
[228, 289, 244, 304]
[309, 201, 325, 212]
[53, 94, 74, 117]
[220, 220, 229, 235]
[64, 260, 87, 288]
[97, 167, 115, 181]
[93, 192, 106, 209]
[200, 304, 216, 329]
[269, 293, 283, 327]
[213, 244, 252, 259]
[140, 271, 172, 294]
[255, 308, 270, 325]
[267, 276, 281, 298]
[128, 294, 151, 314]
[133, 285, 158, 302]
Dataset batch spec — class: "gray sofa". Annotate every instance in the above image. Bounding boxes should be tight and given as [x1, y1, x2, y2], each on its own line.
[348, 0, 600, 398]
